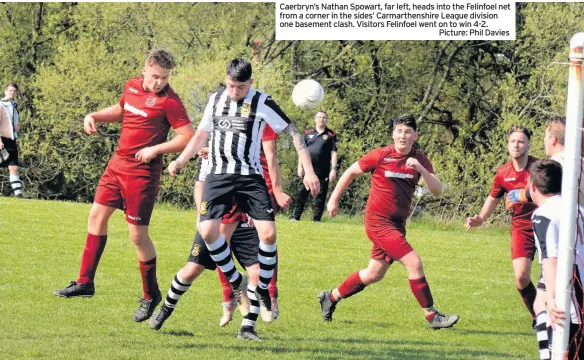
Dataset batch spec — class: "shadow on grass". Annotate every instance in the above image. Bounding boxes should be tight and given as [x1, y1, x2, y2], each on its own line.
[163, 330, 195, 337]
[174, 336, 517, 359]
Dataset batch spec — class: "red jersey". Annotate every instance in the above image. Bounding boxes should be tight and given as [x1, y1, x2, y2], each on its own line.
[358, 145, 434, 227]
[489, 156, 539, 231]
[115, 77, 190, 166]
[259, 124, 278, 191]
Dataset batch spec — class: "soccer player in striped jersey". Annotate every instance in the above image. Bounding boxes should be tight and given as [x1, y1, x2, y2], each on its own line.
[167, 58, 319, 331]
[150, 127, 289, 340]
[319, 115, 459, 329]
[53, 49, 195, 323]
[529, 159, 584, 359]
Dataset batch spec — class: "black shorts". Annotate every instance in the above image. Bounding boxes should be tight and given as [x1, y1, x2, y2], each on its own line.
[200, 173, 275, 222]
[0, 137, 18, 167]
[187, 224, 259, 269]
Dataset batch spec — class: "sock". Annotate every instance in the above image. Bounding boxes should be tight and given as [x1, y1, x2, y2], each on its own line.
[206, 235, 242, 288]
[258, 241, 277, 291]
[409, 276, 434, 309]
[242, 283, 260, 328]
[77, 233, 107, 284]
[337, 271, 367, 300]
[217, 268, 234, 302]
[164, 274, 192, 309]
[535, 311, 551, 360]
[518, 282, 537, 319]
[139, 257, 159, 300]
[10, 174, 22, 196]
[268, 252, 278, 299]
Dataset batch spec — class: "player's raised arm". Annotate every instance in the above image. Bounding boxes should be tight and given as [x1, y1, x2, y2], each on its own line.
[465, 195, 501, 231]
[167, 129, 209, 176]
[284, 122, 320, 196]
[406, 157, 443, 196]
[327, 162, 365, 217]
[83, 104, 123, 135]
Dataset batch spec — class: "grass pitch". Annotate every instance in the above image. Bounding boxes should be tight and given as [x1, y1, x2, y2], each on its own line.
[0, 198, 538, 359]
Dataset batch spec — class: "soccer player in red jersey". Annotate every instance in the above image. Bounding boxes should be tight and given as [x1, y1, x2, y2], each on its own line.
[53, 49, 195, 323]
[466, 126, 539, 325]
[319, 115, 459, 329]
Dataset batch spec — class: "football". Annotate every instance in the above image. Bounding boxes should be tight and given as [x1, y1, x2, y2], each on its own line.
[292, 79, 324, 109]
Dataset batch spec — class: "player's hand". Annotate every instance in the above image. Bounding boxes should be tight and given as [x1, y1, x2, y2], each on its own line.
[197, 146, 209, 159]
[547, 299, 567, 329]
[303, 171, 320, 196]
[83, 114, 98, 135]
[135, 146, 159, 163]
[297, 167, 304, 178]
[406, 157, 423, 172]
[327, 198, 339, 218]
[247, 216, 255, 228]
[506, 189, 527, 210]
[329, 169, 337, 182]
[465, 215, 484, 231]
[274, 190, 292, 210]
[168, 158, 185, 176]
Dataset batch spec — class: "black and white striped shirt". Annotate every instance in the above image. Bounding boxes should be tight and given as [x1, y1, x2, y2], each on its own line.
[197, 88, 290, 175]
[533, 195, 584, 324]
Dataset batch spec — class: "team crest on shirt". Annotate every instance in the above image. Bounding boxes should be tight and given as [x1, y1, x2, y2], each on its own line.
[200, 201, 208, 215]
[323, 135, 329, 140]
[191, 244, 201, 257]
[145, 96, 157, 107]
[240, 103, 251, 117]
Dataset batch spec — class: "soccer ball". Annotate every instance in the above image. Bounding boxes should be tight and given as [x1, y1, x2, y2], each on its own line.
[292, 79, 324, 109]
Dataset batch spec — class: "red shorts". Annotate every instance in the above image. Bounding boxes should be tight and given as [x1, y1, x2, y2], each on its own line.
[365, 223, 413, 263]
[94, 158, 161, 226]
[511, 228, 536, 260]
[220, 191, 279, 224]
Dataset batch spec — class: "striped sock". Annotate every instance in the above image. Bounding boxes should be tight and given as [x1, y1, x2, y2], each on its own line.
[10, 175, 22, 196]
[205, 235, 242, 288]
[164, 274, 192, 308]
[242, 283, 260, 327]
[258, 241, 277, 291]
[535, 311, 550, 360]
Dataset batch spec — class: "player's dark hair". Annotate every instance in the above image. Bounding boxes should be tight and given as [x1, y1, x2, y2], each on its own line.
[393, 114, 417, 131]
[4, 82, 18, 92]
[146, 49, 177, 70]
[529, 159, 562, 195]
[507, 125, 532, 141]
[226, 58, 252, 82]
[545, 116, 566, 146]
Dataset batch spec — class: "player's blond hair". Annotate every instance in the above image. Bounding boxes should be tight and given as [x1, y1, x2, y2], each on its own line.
[545, 116, 566, 146]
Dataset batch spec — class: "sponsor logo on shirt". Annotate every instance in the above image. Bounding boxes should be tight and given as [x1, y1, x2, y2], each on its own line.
[145, 96, 157, 107]
[385, 171, 414, 179]
[127, 214, 142, 221]
[323, 135, 328, 140]
[309, 135, 315, 139]
[191, 244, 200, 257]
[504, 177, 516, 182]
[218, 119, 231, 129]
[533, 219, 541, 224]
[267, 209, 274, 214]
[240, 103, 251, 117]
[129, 87, 139, 94]
[383, 157, 398, 163]
[124, 102, 147, 117]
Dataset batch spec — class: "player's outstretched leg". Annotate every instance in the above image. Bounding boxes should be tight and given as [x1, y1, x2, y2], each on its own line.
[238, 282, 262, 341]
[217, 267, 249, 327]
[319, 270, 368, 322]
[133, 257, 162, 322]
[264, 256, 279, 322]
[150, 268, 199, 330]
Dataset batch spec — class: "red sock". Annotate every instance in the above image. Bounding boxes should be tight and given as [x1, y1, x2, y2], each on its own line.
[518, 282, 536, 319]
[77, 233, 107, 284]
[409, 276, 434, 309]
[217, 268, 234, 302]
[268, 253, 278, 299]
[338, 271, 367, 299]
[139, 257, 159, 300]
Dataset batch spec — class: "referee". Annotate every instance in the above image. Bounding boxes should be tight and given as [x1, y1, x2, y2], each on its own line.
[290, 110, 338, 222]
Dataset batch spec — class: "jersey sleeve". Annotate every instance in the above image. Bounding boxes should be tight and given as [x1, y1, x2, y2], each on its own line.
[332, 133, 338, 152]
[417, 152, 434, 174]
[165, 96, 191, 129]
[118, 84, 127, 108]
[197, 93, 217, 132]
[489, 171, 505, 199]
[196, 157, 210, 182]
[533, 215, 559, 260]
[358, 148, 381, 173]
[262, 124, 279, 142]
[257, 95, 291, 133]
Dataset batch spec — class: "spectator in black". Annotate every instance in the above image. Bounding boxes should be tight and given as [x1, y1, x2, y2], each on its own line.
[289, 110, 338, 222]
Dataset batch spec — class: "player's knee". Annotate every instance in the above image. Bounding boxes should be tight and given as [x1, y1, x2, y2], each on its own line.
[361, 269, 384, 284]
[128, 227, 149, 246]
[88, 207, 107, 228]
[180, 263, 203, 282]
[515, 273, 530, 287]
[259, 228, 276, 244]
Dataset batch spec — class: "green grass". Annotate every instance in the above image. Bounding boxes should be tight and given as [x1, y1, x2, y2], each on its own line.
[0, 197, 539, 359]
